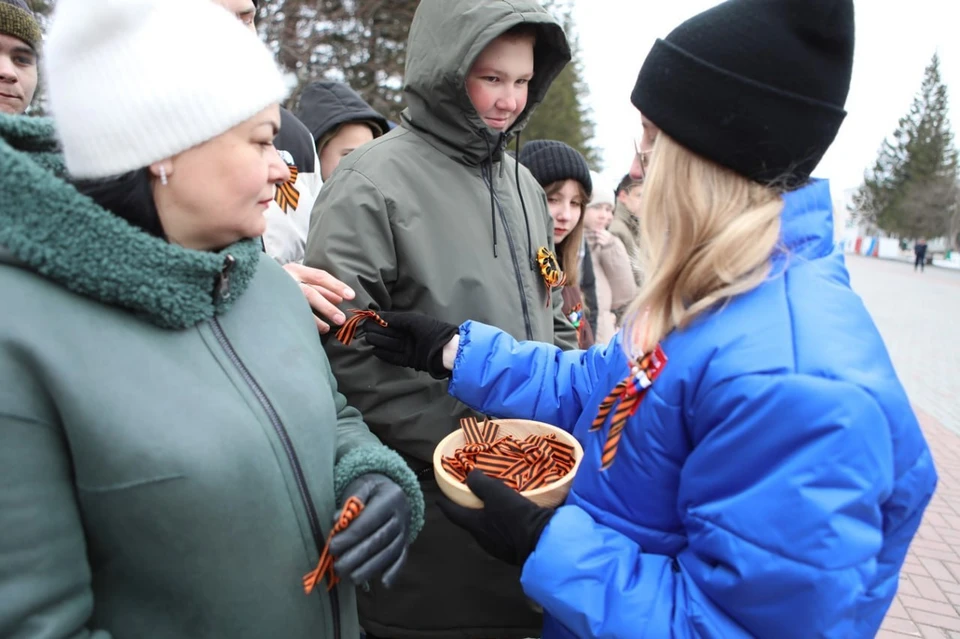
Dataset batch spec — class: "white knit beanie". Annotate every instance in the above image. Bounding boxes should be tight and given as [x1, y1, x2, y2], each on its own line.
[588, 171, 615, 208]
[43, 0, 289, 179]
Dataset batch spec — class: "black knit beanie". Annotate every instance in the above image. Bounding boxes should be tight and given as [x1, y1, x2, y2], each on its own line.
[519, 140, 592, 197]
[632, 0, 854, 188]
[0, 0, 41, 51]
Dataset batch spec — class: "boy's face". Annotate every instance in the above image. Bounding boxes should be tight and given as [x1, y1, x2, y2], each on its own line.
[465, 34, 535, 132]
[0, 33, 37, 115]
[319, 122, 375, 182]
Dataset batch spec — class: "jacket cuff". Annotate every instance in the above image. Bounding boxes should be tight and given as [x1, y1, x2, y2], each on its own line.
[447, 322, 472, 397]
[334, 445, 425, 543]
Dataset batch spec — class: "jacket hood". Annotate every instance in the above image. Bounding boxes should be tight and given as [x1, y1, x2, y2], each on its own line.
[401, 0, 571, 165]
[295, 81, 389, 147]
[0, 113, 260, 329]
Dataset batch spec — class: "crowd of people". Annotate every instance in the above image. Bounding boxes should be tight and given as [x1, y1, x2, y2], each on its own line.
[0, 0, 940, 637]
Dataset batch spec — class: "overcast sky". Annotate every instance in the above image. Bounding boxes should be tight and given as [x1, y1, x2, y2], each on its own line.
[572, 1, 960, 198]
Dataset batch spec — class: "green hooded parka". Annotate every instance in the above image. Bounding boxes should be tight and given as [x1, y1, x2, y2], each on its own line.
[304, 1, 574, 636]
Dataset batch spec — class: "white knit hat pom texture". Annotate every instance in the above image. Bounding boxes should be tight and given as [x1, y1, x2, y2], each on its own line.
[44, 0, 289, 178]
[588, 171, 616, 208]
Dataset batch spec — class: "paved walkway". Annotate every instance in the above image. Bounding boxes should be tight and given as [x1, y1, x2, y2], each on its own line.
[844, 256, 960, 638]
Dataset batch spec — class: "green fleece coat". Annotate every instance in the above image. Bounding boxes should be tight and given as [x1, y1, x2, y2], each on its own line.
[0, 114, 423, 639]
[304, 1, 573, 637]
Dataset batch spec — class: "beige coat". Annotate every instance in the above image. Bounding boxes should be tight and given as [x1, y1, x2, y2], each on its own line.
[588, 233, 637, 344]
[608, 201, 642, 288]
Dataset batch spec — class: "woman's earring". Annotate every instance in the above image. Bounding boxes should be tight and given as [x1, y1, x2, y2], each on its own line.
[159, 165, 168, 186]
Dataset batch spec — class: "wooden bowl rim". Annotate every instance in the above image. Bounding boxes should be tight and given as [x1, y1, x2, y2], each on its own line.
[432, 418, 584, 498]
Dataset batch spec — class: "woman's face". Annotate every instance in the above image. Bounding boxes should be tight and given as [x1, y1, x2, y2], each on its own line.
[584, 202, 613, 231]
[153, 104, 289, 251]
[319, 122, 375, 182]
[546, 179, 584, 244]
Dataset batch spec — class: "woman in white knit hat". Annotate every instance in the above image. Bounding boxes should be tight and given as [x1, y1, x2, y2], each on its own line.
[583, 171, 636, 344]
[0, 0, 424, 636]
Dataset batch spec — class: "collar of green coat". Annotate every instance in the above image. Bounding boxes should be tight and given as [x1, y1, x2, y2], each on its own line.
[0, 114, 261, 330]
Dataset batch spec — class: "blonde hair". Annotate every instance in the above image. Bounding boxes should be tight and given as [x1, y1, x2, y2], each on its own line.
[622, 134, 784, 357]
[544, 179, 588, 287]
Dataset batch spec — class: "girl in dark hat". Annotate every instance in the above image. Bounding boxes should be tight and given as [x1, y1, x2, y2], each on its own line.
[519, 139, 596, 348]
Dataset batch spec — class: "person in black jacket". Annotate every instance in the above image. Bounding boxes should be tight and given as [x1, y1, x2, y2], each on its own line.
[915, 238, 928, 272]
[296, 81, 389, 182]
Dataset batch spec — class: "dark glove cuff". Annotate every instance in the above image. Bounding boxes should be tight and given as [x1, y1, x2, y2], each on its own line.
[334, 445, 426, 543]
[523, 508, 554, 562]
[425, 325, 458, 379]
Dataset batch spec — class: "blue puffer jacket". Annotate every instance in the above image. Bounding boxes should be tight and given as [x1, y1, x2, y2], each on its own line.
[447, 180, 937, 638]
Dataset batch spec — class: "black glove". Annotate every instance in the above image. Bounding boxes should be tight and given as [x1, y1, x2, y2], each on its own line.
[328, 473, 411, 587]
[363, 311, 459, 379]
[437, 470, 554, 566]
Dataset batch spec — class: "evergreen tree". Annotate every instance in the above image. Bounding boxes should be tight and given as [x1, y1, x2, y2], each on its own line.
[522, 2, 601, 170]
[258, 0, 417, 123]
[854, 53, 958, 240]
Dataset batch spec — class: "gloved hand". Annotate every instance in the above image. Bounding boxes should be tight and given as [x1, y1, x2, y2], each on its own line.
[328, 473, 411, 587]
[363, 311, 459, 379]
[437, 470, 554, 566]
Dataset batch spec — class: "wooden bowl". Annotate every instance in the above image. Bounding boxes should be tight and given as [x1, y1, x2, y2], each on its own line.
[433, 418, 584, 509]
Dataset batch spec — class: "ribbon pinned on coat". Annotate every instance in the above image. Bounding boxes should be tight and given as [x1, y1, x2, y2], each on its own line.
[590, 344, 667, 470]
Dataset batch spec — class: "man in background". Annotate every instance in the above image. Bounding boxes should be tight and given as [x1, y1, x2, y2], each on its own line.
[610, 173, 643, 290]
[0, 0, 40, 115]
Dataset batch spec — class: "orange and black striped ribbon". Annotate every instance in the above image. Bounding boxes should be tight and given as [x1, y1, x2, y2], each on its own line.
[441, 456, 467, 482]
[590, 378, 632, 433]
[274, 165, 300, 214]
[516, 452, 553, 491]
[442, 423, 576, 491]
[302, 496, 364, 595]
[335, 309, 388, 346]
[475, 451, 517, 478]
[536, 247, 567, 308]
[590, 344, 668, 470]
[460, 417, 500, 445]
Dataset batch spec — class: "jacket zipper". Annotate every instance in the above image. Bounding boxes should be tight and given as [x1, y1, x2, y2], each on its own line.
[211, 256, 341, 639]
[483, 164, 534, 340]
